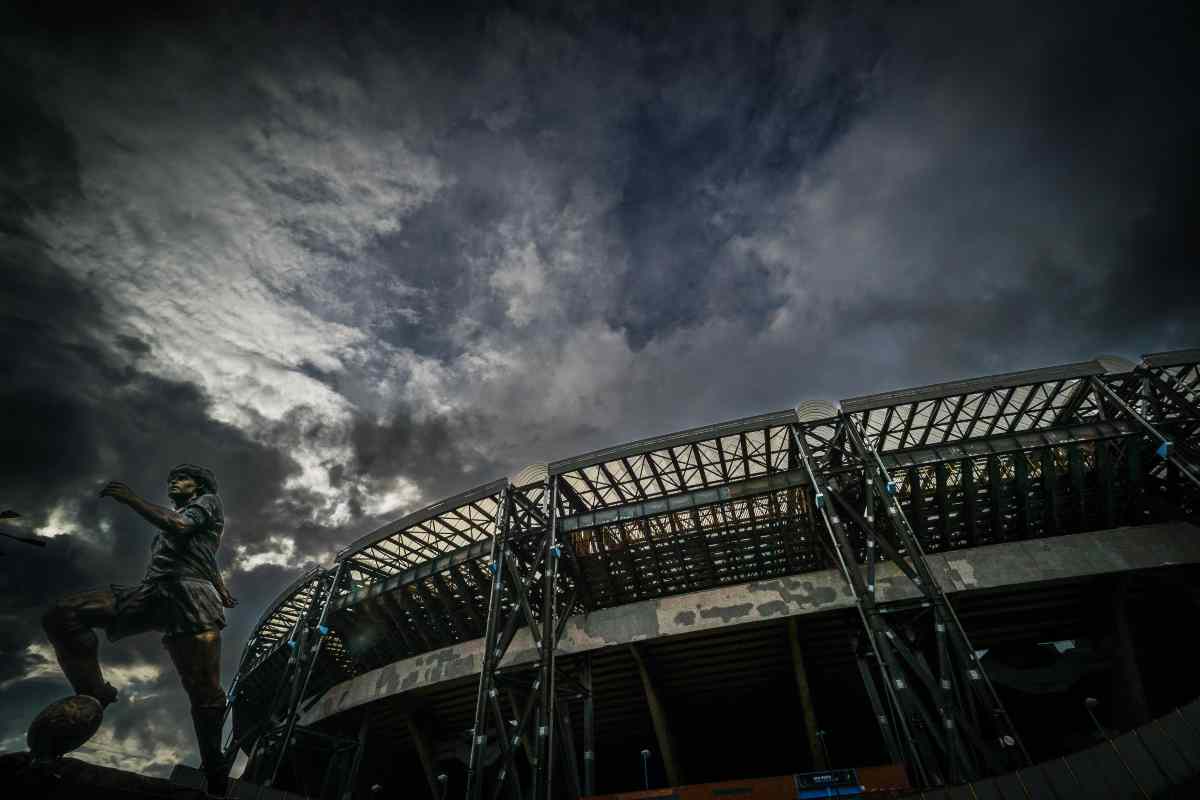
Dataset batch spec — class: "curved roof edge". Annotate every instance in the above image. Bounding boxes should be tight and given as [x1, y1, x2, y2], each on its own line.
[254, 349, 1197, 623]
[250, 565, 322, 632]
[548, 409, 797, 475]
[335, 477, 507, 562]
[1143, 348, 1200, 368]
[840, 359, 1107, 414]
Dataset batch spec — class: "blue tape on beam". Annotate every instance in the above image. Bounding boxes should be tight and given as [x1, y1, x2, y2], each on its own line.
[1157, 440, 1173, 459]
[885, 481, 898, 496]
[798, 787, 863, 799]
[317, 624, 329, 636]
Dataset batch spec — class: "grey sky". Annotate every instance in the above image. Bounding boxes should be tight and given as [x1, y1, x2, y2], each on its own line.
[1, 0, 1196, 775]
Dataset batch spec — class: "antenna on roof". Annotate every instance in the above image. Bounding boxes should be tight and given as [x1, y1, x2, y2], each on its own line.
[1, 510, 47, 549]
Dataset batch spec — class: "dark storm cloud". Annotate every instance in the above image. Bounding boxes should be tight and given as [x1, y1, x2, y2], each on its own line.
[0, 63, 81, 226]
[0, 72, 332, 765]
[349, 409, 503, 497]
[606, 7, 885, 346]
[0, 236, 325, 765]
[1, 0, 1197, 776]
[801, 0, 1200, 385]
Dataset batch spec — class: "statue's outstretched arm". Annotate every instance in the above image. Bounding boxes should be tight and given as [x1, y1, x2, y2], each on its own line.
[99, 481, 200, 539]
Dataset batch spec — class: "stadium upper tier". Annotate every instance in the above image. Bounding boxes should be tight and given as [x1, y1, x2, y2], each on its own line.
[229, 348, 1200, 745]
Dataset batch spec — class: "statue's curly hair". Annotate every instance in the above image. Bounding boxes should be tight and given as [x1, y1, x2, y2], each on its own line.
[168, 464, 219, 495]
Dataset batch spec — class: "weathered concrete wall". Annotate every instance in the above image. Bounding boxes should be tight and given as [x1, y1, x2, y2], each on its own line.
[301, 523, 1200, 726]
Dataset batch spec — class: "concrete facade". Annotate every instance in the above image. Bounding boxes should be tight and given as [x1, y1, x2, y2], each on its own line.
[301, 522, 1200, 726]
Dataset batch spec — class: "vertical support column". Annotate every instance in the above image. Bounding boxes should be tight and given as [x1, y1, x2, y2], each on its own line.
[787, 618, 826, 770]
[1111, 576, 1151, 729]
[534, 476, 561, 800]
[856, 647, 902, 765]
[340, 711, 370, 800]
[408, 712, 443, 800]
[556, 701, 582, 800]
[628, 643, 683, 788]
[961, 458, 978, 547]
[467, 487, 512, 800]
[1015, 452, 1031, 537]
[1068, 444, 1087, 530]
[908, 467, 926, 547]
[581, 654, 596, 797]
[789, 422, 931, 786]
[987, 455, 1005, 542]
[1127, 437, 1145, 524]
[786, 433, 807, 570]
[221, 627, 263, 758]
[1041, 448, 1059, 536]
[935, 461, 951, 550]
[508, 688, 535, 775]
[268, 562, 347, 787]
[838, 414, 1031, 780]
[1167, 460, 1182, 515]
[1097, 440, 1118, 529]
[468, 473, 584, 800]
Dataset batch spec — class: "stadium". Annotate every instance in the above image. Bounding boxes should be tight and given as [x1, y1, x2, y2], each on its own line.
[222, 349, 1200, 799]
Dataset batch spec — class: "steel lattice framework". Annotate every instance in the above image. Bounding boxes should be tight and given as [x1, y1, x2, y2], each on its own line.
[227, 349, 1200, 794]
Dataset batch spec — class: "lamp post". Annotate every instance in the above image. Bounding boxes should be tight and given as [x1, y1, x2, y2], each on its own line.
[1084, 697, 1148, 800]
[815, 729, 832, 768]
[640, 749, 651, 789]
[1, 510, 45, 550]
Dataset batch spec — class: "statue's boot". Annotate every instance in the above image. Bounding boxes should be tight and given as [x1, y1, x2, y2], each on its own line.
[193, 704, 231, 798]
[54, 644, 119, 707]
[42, 596, 119, 708]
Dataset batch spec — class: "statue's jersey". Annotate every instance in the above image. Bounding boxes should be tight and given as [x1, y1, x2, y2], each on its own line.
[143, 493, 224, 585]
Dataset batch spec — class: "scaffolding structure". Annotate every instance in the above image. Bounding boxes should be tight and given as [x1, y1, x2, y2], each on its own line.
[225, 349, 1200, 795]
[463, 467, 594, 799]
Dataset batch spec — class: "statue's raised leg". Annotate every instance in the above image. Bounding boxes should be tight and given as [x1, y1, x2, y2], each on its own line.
[31, 590, 122, 763]
[41, 590, 120, 707]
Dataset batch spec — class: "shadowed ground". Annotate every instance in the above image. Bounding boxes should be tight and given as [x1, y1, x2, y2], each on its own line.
[0, 753, 304, 800]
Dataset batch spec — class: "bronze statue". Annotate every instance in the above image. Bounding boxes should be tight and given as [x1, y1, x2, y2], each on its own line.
[39, 464, 238, 797]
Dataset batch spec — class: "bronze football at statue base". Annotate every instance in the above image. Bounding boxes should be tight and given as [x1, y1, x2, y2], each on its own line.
[27, 695, 105, 763]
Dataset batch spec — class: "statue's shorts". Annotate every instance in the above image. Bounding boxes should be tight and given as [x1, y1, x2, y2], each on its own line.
[107, 578, 227, 643]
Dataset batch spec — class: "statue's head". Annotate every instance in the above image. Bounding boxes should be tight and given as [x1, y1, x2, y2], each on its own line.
[167, 464, 219, 505]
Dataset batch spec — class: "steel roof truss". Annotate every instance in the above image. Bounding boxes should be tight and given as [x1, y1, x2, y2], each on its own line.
[642, 450, 671, 496]
[596, 461, 630, 505]
[620, 457, 649, 500]
[917, 397, 944, 448]
[417, 575, 463, 642]
[689, 442, 710, 489]
[876, 404, 897, 451]
[792, 414, 1029, 787]
[984, 387, 1017, 438]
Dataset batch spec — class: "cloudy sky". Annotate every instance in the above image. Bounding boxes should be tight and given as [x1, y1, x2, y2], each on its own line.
[1, 0, 1196, 776]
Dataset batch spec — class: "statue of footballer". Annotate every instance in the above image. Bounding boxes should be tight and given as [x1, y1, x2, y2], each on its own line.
[36, 464, 238, 797]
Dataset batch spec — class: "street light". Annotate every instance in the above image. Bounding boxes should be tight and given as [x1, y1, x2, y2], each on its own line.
[815, 729, 832, 768]
[1083, 697, 1105, 738]
[640, 749, 651, 789]
[1, 510, 45, 550]
[1084, 697, 1149, 800]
